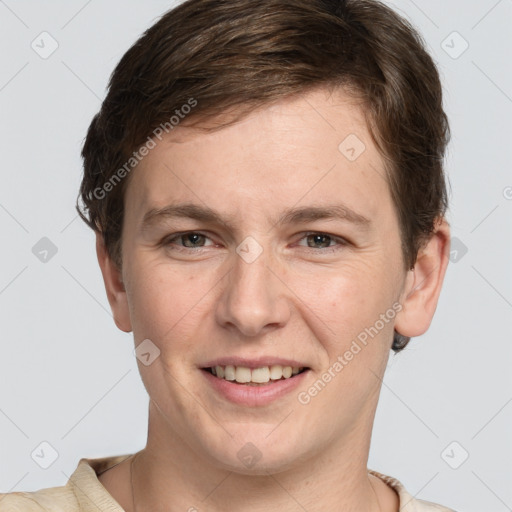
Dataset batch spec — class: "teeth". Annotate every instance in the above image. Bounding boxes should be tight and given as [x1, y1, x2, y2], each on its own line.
[269, 365, 283, 380]
[224, 365, 236, 381]
[235, 366, 251, 383]
[209, 365, 304, 384]
[251, 366, 270, 383]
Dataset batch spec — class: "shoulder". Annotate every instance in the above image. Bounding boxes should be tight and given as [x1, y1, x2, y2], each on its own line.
[0, 454, 132, 512]
[368, 469, 458, 512]
[414, 498, 458, 511]
[0, 486, 75, 511]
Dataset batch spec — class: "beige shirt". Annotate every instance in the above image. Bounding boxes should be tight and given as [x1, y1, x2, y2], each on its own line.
[0, 454, 456, 511]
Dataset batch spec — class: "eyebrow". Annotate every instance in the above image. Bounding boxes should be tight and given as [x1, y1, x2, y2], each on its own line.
[141, 202, 371, 232]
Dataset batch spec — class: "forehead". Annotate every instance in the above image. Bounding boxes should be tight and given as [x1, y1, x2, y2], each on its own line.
[124, 87, 393, 229]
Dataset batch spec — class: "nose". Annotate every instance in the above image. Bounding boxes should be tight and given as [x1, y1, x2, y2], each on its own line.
[215, 242, 290, 337]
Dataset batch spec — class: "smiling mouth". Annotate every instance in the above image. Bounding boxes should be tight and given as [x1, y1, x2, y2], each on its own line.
[203, 365, 309, 385]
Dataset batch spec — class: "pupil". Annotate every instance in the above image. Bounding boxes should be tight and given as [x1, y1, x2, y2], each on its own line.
[185, 233, 202, 247]
[310, 234, 329, 248]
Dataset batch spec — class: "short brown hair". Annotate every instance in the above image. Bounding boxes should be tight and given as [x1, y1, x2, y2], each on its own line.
[77, 0, 450, 352]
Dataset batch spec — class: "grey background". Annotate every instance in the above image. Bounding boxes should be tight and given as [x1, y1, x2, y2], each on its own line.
[0, 1, 511, 511]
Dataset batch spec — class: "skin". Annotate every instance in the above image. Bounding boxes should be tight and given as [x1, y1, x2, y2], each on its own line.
[96, 87, 450, 512]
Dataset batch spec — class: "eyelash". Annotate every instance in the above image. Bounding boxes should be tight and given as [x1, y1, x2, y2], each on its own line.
[161, 231, 348, 254]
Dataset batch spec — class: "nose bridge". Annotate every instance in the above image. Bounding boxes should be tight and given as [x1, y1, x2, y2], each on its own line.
[216, 235, 289, 336]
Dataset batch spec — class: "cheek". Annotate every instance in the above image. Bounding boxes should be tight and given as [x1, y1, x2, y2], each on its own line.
[293, 259, 394, 330]
[124, 237, 404, 360]
[125, 259, 206, 342]
[287, 263, 401, 388]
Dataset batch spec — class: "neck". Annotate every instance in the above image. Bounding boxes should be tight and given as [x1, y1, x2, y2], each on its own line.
[130, 408, 383, 512]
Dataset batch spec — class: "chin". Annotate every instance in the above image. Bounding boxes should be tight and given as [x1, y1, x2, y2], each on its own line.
[215, 451, 302, 476]
[203, 430, 308, 476]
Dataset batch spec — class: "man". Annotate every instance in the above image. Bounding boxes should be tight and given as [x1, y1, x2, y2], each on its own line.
[0, 0, 456, 510]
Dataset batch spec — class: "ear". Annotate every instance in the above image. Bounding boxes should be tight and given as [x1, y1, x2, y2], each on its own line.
[394, 218, 450, 338]
[95, 232, 132, 333]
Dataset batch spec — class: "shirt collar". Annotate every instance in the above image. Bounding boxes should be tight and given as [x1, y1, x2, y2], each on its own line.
[70, 455, 425, 512]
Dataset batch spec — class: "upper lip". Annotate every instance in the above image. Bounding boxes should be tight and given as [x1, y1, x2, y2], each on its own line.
[200, 356, 309, 369]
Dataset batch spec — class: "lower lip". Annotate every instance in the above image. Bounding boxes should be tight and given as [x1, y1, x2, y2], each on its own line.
[201, 368, 310, 407]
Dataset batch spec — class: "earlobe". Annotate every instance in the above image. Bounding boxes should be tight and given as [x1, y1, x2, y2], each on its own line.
[394, 218, 450, 338]
[95, 233, 132, 333]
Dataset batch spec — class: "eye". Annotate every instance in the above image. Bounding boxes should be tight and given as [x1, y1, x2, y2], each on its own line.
[297, 232, 347, 251]
[160, 231, 348, 254]
[163, 232, 215, 249]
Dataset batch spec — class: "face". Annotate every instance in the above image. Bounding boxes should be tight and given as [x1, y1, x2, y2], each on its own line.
[99, 87, 448, 474]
